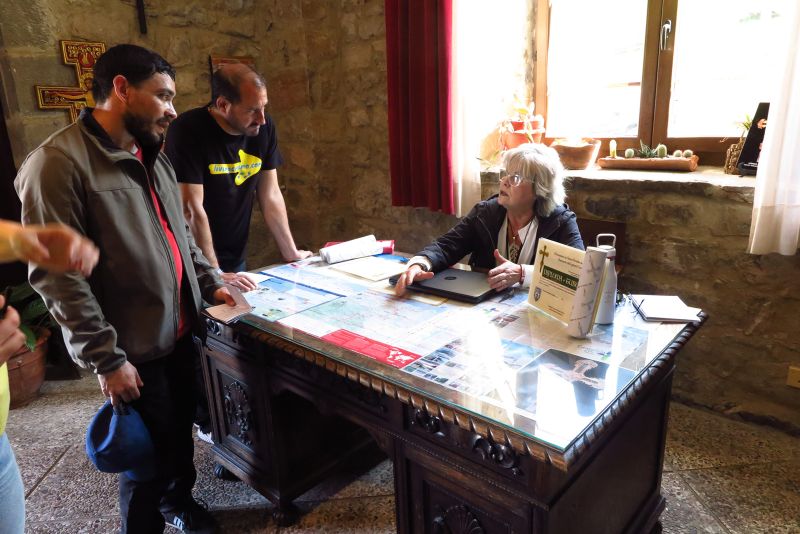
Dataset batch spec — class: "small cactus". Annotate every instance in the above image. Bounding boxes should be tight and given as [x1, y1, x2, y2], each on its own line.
[624, 148, 635, 158]
[655, 144, 668, 158]
[682, 149, 694, 158]
[673, 149, 683, 157]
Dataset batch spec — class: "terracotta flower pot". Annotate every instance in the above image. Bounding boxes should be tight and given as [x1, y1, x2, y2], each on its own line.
[550, 139, 602, 170]
[8, 328, 50, 409]
[502, 128, 546, 149]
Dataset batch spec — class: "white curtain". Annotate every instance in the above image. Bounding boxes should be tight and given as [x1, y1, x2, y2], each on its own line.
[451, 1, 529, 217]
[747, 4, 800, 255]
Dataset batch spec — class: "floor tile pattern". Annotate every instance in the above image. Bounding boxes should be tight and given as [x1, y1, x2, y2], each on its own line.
[6, 375, 799, 533]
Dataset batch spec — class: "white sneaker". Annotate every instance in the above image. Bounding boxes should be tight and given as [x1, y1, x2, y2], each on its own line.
[194, 424, 214, 445]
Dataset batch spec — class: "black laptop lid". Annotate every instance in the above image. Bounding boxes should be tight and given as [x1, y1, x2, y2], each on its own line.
[391, 268, 494, 304]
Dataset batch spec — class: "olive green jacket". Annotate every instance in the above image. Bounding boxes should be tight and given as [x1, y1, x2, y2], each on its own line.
[14, 110, 223, 374]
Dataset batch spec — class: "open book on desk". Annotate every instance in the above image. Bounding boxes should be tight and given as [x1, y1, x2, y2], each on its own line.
[630, 294, 701, 322]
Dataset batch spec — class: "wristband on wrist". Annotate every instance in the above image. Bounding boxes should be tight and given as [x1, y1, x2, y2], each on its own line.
[518, 265, 524, 285]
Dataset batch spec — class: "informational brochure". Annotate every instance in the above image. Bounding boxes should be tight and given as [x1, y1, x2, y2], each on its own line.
[262, 263, 369, 296]
[565, 247, 607, 338]
[528, 238, 586, 322]
[243, 276, 342, 322]
[403, 338, 544, 397]
[479, 348, 637, 442]
[528, 239, 607, 338]
[278, 291, 457, 356]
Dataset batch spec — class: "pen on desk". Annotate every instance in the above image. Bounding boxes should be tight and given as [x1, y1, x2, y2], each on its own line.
[0, 287, 11, 319]
[630, 295, 646, 318]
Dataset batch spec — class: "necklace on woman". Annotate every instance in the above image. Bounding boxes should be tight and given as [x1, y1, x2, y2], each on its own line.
[507, 216, 533, 263]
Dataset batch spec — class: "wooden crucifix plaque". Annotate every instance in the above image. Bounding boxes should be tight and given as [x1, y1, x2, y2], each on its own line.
[35, 40, 106, 122]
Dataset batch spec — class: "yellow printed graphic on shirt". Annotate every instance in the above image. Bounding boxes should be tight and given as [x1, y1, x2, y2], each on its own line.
[208, 150, 262, 186]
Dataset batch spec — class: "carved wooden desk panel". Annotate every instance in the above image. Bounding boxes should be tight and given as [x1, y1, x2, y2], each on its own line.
[200, 309, 706, 533]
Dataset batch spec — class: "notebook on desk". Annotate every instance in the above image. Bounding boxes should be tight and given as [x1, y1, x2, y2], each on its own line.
[630, 294, 701, 322]
[390, 268, 494, 304]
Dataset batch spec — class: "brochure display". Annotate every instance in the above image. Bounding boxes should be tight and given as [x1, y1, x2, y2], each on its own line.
[528, 238, 608, 338]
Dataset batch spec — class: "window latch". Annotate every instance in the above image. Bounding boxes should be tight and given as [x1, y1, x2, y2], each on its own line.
[660, 19, 672, 51]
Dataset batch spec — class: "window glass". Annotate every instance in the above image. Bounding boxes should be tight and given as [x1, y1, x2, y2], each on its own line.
[668, 0, 789, 137]
[546, 0, 648, 138]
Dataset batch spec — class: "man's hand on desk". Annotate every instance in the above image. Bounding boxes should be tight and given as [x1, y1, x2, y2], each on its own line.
[393, 263, 434, 297]
[213, 287, 236, 306]
[220, 271, 258, 292]
[283, 249, 313, 262]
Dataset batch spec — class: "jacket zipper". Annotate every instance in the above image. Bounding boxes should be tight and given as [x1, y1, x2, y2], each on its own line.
[136, 158, 181, 340]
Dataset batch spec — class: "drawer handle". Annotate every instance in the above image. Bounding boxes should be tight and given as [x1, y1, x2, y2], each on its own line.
[412, 408, 441, 434]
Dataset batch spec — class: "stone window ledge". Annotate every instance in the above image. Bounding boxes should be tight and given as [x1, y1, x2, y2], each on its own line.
[481, 166, 756, 201]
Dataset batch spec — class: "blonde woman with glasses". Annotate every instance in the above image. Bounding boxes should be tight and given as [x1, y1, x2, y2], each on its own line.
[394, 144, 584, 296]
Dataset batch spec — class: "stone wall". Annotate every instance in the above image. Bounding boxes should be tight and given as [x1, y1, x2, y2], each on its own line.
[569, 174, 800, 432]
[1, 0, 798, 431]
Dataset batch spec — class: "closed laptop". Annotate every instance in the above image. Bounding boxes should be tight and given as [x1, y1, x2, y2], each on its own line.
[391, 268, 494, 304]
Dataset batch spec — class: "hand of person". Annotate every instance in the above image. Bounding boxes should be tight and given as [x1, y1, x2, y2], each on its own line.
[0, 299, 26, 368]
[11, 224, 99, 276]
[488, 249, 522, 291]
[213, 287, 236, 306]
[393, 263, 434, 297]
[284, 249, 313, 262]
[220, 271, 258, 292]
[98, 361, 143, 406]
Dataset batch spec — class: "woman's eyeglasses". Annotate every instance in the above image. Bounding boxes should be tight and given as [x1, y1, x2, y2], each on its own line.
[500, 172, 525, 187]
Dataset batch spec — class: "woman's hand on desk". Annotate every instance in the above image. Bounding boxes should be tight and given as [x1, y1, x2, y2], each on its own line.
[488, 250, 522, 291]
[393, 264, 434, 296]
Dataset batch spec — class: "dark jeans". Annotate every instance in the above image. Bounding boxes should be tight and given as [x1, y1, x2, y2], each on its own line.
[218, 258, 246, 273]
[194, 352, 212, 434]
[119, 336, 198, 534]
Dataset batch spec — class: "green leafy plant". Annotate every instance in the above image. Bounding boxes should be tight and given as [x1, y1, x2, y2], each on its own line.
[7, 282, 55, 351]
[737, 114, 752, 136]
[636, 140, 658, 158]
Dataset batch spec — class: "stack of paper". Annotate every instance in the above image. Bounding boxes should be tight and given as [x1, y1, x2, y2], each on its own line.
[329, 255, 408, 281]
[630, 295, 700, 322]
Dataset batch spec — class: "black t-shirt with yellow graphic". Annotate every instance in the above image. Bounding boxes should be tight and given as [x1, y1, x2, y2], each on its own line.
[165, 106, 283, 270]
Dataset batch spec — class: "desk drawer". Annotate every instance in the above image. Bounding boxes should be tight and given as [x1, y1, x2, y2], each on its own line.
[204, 317, 261, 355]
[404, 405, 537, 491]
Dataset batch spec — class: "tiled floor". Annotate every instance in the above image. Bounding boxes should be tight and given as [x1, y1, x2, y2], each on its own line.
[6, 374, 800, 533]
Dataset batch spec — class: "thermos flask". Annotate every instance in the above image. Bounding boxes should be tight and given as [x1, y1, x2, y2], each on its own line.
[595, 233, 617, 324]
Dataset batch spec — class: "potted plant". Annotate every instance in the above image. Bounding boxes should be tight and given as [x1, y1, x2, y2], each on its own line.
[501, 100, 545, 149]
[550, 138, 602, 170]
[724, 115, 751, 174]
[597, 140, 699, 171]
[6, 282, 53, 408]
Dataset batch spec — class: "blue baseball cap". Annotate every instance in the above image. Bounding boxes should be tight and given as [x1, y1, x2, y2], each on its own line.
[85, 400, 156, 482]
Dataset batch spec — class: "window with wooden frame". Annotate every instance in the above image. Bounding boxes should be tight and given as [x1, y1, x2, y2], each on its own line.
[535, 0, 790, 165]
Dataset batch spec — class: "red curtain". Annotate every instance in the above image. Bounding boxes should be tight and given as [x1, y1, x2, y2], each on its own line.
[385, 0, 454, 214]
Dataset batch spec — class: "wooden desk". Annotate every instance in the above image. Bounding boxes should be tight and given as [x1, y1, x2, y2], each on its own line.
[199, 267, 705, 533]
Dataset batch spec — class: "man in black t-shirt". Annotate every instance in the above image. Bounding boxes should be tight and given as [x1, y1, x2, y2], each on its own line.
[165, 64, 311, 459]
[165, 63, 310, 292]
